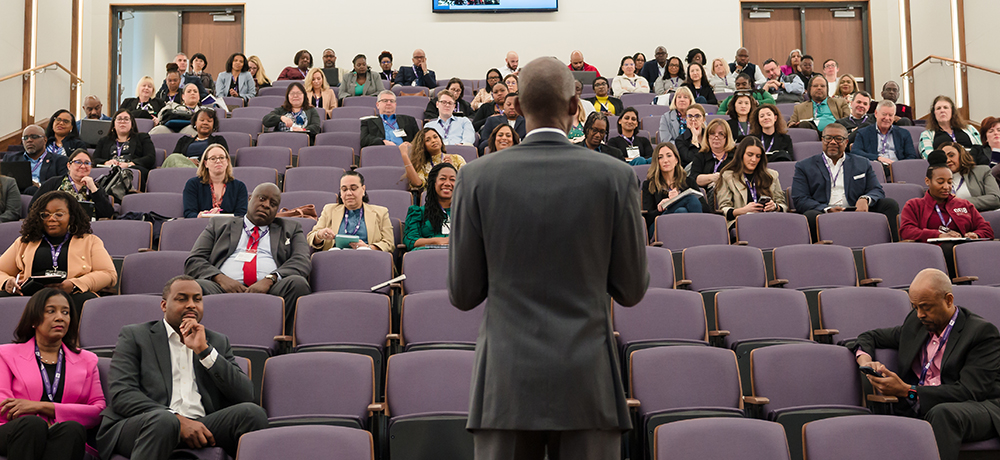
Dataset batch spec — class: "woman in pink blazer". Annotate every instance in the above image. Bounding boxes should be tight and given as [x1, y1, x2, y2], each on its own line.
[0, 288, 105, 460]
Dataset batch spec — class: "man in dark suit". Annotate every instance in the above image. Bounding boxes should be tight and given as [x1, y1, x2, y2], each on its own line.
[394, 49, 437, 87]
[584, 77, 624, 116]
[449, 56, 648, 460]
[837, 91, 876, 143]
[852, 100, 920, 172]
[791, 122, 899, 240]
[184, 183, 311, 332]
[360, 90, 420, 148]
[97, 275, 268, 460]
[472, 83, 509, 132]
[639, 46, 668, 88]
[4, 125, 69, 194]
[476, 94, 526, 154]
[867, 81, 915, 124]
[857, 268, 1000, 460]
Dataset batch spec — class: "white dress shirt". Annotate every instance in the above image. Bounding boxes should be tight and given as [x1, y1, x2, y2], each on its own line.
[219, 217, 278, 284]
[164, 318, 218, 419]
[877, 128, 898, 162]
[824, 154, 848, 208]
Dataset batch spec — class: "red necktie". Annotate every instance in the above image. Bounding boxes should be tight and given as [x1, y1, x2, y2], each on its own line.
[243, 227, 260, 285]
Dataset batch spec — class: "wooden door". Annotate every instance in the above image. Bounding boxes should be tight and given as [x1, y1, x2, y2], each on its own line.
[742, 8, 801, 71]
[180, 11, 243, 80]
[802, 8, 866, 90]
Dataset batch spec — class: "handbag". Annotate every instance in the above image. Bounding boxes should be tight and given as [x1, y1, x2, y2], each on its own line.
[95, 166, 134, 202]
[276, 204, 317, 220]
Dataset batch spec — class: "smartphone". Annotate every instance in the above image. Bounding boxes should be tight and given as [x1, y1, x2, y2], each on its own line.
[859, 366, 883, 378]
[757, 196, 772, 206]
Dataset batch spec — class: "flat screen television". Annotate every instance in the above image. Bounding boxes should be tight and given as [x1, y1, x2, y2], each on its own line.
[433, 0, 557, 13]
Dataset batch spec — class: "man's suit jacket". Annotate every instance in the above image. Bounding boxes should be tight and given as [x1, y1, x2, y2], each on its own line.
[639, 61, 664, 89]
[851, 125, 920, 162]
[184, 216, 311, 282]
[476, 115, 526, 153]
[855, 307, 1000, 430]
[791, 152, 885, 212]
[394, 66, 437, 88]
[97, 321, 254, 459]
[789, 98, 850, 125]
[2, 151, 69, 191]
[449, 131, 649, 431]
[359, 115, 420, 148]
[585, 96, 624, 116]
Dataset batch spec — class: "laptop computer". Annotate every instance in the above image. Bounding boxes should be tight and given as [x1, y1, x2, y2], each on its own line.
[1, 161, 32, 191]
[80, 119, 112, 147]
[571, 71, 598, 86]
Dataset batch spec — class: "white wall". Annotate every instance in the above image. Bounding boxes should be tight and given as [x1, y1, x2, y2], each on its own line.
[33, 0, 73, 123]
[963, 0, 1000, 124]
[868, 0, 903, 101]
[908, 0, 956, 118]
[0, 1, 25, 136]
[119, 11, 179, 102]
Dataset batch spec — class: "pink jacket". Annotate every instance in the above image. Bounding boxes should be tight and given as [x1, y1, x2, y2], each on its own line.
[0, 338, 105, 427]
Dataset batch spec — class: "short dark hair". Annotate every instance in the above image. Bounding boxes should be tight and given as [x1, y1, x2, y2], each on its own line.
[107, 108, 138, 139]
[852, 90, 872, 102]
[191, 53, 208, 68]
[165, 62, 180, 77]
[192, 107, 219, 132]
[801, 55, 815, 62]
[583, 111, 609, 143]
[617, 107, 639, 134]
[378, 51, 393, 63]
[225, 53, 249, 74]
[337, 170, 369, 204]
[46, 109, 80, 142]
[592, 76, 609, 90]
[926, 150, 950, 178]
[293, 50, 313, 67]
[162, 275, 197, 299]
[14, 288, 80, 353]
[685, 48, 707, 65]
[446, 77, 465, 96]
[486, 68, 502, 80]
[762, 58, 778, 67]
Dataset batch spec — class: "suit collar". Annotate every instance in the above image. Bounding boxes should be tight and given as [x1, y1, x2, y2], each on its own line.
[150, 320, 173, 396]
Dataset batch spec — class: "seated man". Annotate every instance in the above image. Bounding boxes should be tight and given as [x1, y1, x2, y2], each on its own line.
[472, 82, 509, 132]
[640, 46, 669, 89]
[97, 275, 268, 460]
[575, 112, 624, 161]
[77, 95, 112, 130]
[837, 91, 876, 143]
[394, 49, 437, 88]
[791, 122, 899, 240]
[321, 48, 341, 88]
[857, 268, 1000, 460]
[585, 77, 624, 116]
[788, 76, 849, 131]
[760, 59, 804, 104]
[360, 90, 420, 147]
[851, 100, 920, 170]
[425, 90, 474, 146]
[794, 55, 822, 91]
[867, 81, 914, 125]
[499, 51, 519, 77]
[477, 94, 526, 154]
[729, 47, 766, 87]
[184, 183, 311, 332]
[568, 50, 601, 77]
[4, 125, 68, 193]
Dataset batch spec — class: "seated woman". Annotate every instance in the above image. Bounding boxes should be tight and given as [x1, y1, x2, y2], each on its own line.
[248, 55, 272, 93]
[749, 104, 794, 162]
[978, 116, 1000, 166]
[471, 69, 502, 111]
[675, 103, 707, 167]
[262, 83, 321, 141]
[782, 49, 802, 76]
[653, 57, 686, 95]
[215, 52, 256, 102]
[486, 124, 520, 154]
[0, 288, 106, 460]
[690, 118, 737, 190]
[307, 171, 394, 252]
[708, 58, 737, 93]
[726, 92, 758, 143]
[0, 191, 116, 310]
[305, 68, 337, 119]
[378, 51, 396, 84]
[633, 52, 647, 73]
[400, 127, 467, 190]
[686, 49, 707, 67]
[148, 83, 203, 135]
[182, 144, 247, 218]
[276, 50, 312, 81]
[611, 56, 650, 97]
[717, 74, 775, 112]
[716, 137, 788, 230]
[0, 167, 20, 222]
[403, 163, 456, 251]
[657, 86, 696, 144]
[338, 54, 385, 100]
[568, 99, 588, 143]
[607, 107, 653, 163]
[900, 150, 993, 242]
[682, 63, 717, 105]
[33, 149, 114, 219]
[189, 53, 215, 95]
[641, 142, 705, 233]
[833, 74, 858, 102]
[45, 110, 88, 156]
[119, 76, 165, 124]
[919, 95, 982, 157]
[163, 108, 229, 168]
[92, 109, 156, 188]
[503, 74, 518, 94]
[154, 64, 184, 104]
[424, 78, 474, 119]
[941, 142, 1000, 212]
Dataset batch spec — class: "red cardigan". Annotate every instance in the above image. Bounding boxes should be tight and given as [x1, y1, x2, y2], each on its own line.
[900, 193, 994, 242]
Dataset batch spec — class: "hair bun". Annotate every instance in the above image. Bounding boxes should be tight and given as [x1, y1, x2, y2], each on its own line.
[927, 150, 948, 167]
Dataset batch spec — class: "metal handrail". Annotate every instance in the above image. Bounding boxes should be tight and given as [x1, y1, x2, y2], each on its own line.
[0, 61, 83, 84]
[901, 55, 1000, 79]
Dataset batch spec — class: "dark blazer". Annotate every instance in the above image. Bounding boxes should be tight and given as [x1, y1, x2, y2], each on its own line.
[855, 307, 1000, 430]
[359, 114, 419, 148]
[472, 102, 501, 132]
[449, 131, 648, 431]
[851, 125, 920, 162]
[791, 152, 886, 212]
[477, 115, 526, 153]
[639, 61, 665, 89]
[394, 66, 437, 88]
[0, 177, 19, 222]
[682, 83, 718, 105]
[584, 96, 625, 116]
[182, 177, 248, 218]
[607, 135, 654, 160]
[158, 74, 208, 99]
[48, 136, 89, 154]
[97, 320, 254, 459]
[118, 97, 166, 121]
[172, 134, 229, 156]
[184, 216, 311, 282]
[1, 151, 68, 191]
[92, 133, 156, 171]
[33, 175, 114, 219]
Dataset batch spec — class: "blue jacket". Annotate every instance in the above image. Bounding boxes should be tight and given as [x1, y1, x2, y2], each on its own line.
[182, 176, 248, 218]
[851, 125, 919, 161]
[791, 152, 885, 212]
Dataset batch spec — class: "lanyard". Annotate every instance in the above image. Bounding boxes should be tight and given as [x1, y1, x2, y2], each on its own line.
[599, 102, 611, 112]
[298, 68, 307, 78]
[139, 101, 152, 113]
[953, 176, 965, 195]
[918, 310, 958, 385]
[343, 206, 365, 235]
[738, 121, 748, 137]
[44, 234, 69, 269]
[762, 134, 775, 153]
[878, 129, 891, 157]
[670, 77, 681, 87]
[813, 101, 821, 121]
[115, 140, 126, 159]
[934, 204, 953, 229]
[411, 66, 421, 85]
[623, 135, 635, 147]
[382, 115, 399, 130]
[35, 343, 63, 403]
[312, 96, 321, 108]
[244, 224, 268, 250]
[712, 154, 726, 173]
[29, 152, 47, 174]
[823, 154, 844, 188]
[440, 118, 452, 137]
[745, 174, 758, 201]
[947, 130, 957, 142]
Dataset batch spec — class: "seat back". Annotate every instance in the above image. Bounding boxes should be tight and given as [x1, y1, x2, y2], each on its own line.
[355, 166, 409, 191]
[750, 343, 862, 413]
[0, 297, 29, 334]
[870, 160, 888, 184]
[646, 246, 675, 289]
[862, 242, 947, 288]
[149, 132, 185, 153]
[817, 287, 912, 344]
[146, 168, 197, 193]
[310, 250, 394, 293]
[881, 183, 925, 207]
[235, 146, 292, 171]
[314, 132, 362, 159]
[621, 93, 655, 106]
[297, 146, 354, 169]
[294, 291, 391, 351]
[90, 220, 152, 257]
[980, 210, 1000, 235]
[247, 95, 284, 108]
[787, 128, 819, 143]
[217, 117, 263, 141]
[283, 167, 346, 193]
[158, 218, 211, 251]
[401, 290, 484, 350]
[235, 425, 374, 460]
[230, 106, 272, 120]
[890, 159, 929, 185]
[232, 166, 279, 192]
[257, 132, 310, 155]
[329, 107, 377, 119]
[261, 352, 374, 425]
[735, 213, 811, 250]
[201, 293, 284, 353]
[654, 213, 728, 249]
[360, 145, 404, 167]
[772, 244, 858, 290]
[816, 212, 892, 248]
[715, 288, 811, 344]
[614, 288, 707, 347]
[120, 192, 184, 217]
[681, 245, 767, 292]
[792, 141, 823, 161]
[954, 240, 1000, 286]
[950, 285, 1000, 328]
[803, 415, 940, 460]
[322, 118, 363, 133]
[279, 191, 339, 210]
[119, 251, 189, 295]
[654, 418, 790, 460]
[366, 189, 413, 222]
[630, 346, 741, 416]
[385, 349, 475, 419]
[0, 221, 23, 250]
[79, 295, 162, 351]
[342, 96, 377, 109]
[401, 249, 449, 295]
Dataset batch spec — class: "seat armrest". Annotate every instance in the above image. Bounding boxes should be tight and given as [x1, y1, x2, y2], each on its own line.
[273, 335, 293, 342]
[368, 402, 386, 413]
[742, 396, 769, 405]
[742, 396, 769, 419]
[813, 329, 839, 345]
[613, 331, 620, 338]
[767, 279, 788, 287]
[866, 394, 898, 404]
[859, 278, 882, 286]
[734, 241, 748, 246]
[675, 280, 692, 289]
[708, 330, 729, 348]
[953, 276, 978, 285]
[814, 329, 839, 336]
[814, 240, 832, 245]
[626, 398, 640, 408]
[650, 241, 663, 247]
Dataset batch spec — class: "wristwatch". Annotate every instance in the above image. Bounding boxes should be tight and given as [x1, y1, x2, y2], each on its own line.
[264, 273, 278, 283]
[907, 385, 918, 401]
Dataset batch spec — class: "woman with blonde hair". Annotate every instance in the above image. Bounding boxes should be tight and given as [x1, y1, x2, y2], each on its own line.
[182, 144, 248, 218]
[692, 118, 737, 188]
[400, 127, 467, 190]
[118, 76, 165, 123]
[305, 68, 337, 119]
[707, 58, 736, 93]
[656, 86, 696, 143]
[247, 55, 272, 92]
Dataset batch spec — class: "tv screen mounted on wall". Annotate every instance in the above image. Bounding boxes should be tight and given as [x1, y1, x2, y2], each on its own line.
[433, 0, 558, 13]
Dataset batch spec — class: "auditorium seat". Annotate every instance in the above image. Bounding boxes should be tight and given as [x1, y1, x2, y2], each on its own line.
[145, 167, 197, 193]
[953, 240, 1000, 286]
[881, 182, 924, 207]
[149, 132, 185, 153]
[257, 132, 311, 155]
[645, 246, 676, 288]
[310, 250, 394, 294]
[620, 93, 655, 107]
[283, 167, 346, 193]
[397, 95, 429, 107]
[230, 106, 273, 120]
[653, 417, 789, 460]
[235, 425, 374, 460]
[367, 189, 414, 222]
[950, 285, 1000, 327]
[79, 294, 162, 356]
[119, 192, 184, 217]
[771, 244, 859, 330]
[217, 117, 263, 142]
[232, 166, 279, 192]
[735, 212, 811, 280]
[792, 141, 822, 161]
[119, 251, 188, 295]
[0, 297, 30, 333]
[979, 209, 1000, 233]
[355, 166, 410, 191]
[803, 415, 939, 460]
[262, 352, 375, 428]
[247, 95, 284, 108]
[297, 145, 354, 169]
[816, 211, 892, 248]
[400, 290, 483, 351]
[236, 146, 292, 171]
[322, 118, 362, 133]
[869, 160, 888, 184]
[392, 85, 431, 97]
[447, 145, 477, 164]
[862, 242, 952, 289]
[329, 107, 377, 119]
[889, 158, 929, 186]
[90, 220, 152, 258]
[158, 218, 210, 251]
[401, 248, 448, 295]
[360, 145, 404, 167]
[279, 191, 338, 210]
[678, 244, 768, 327]
[342, 96, 377, 109]
[786, 127, 820, 143]
[816, 286, 911, 347]
[0, 221, 21, 248]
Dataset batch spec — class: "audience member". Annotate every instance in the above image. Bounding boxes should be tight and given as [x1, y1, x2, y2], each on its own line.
[682, 62, 717, 104]
[0, 190, 116, 310]
[119, 76, 165, 123]
[155, 64, 184, 104]
[919, 95, 981, 157]
[716, 73, 775, 112]
[500, 51, 519, 77]
[822, 59, 839, 96]
[395, 49, 437, 87]
[307, 171, 394, 252]
[424, 79, 473, 119]
[402, 127, 467, 189]
[361, 90, 419, 147]
[836, 90, 875, 141]
[640, 46, 669, 88]
[157, 54, 208, 100]
[730, 47, 766, 87]
[690, 118, 737, 189]
[726, 92, 758, 143]
[867, 81, 913, 123]
[340, 54, 386, 100]
[653, 57, 685, 95]
[426, 90, 475, 146]
[791, 122, 898, 239]
[277, 49, 312, 81]
[377, 51, 396, 84]
[675, 103, 707, 166]
[716, 137, 788, 230]
[632, 53, 646, 77]
[262, 82, 321, 140]
[93, 109, 156, 186]
[477, 93, 526, 151]
[215, 53, 256, 102]
[585, 77, 623, 116]
[182, 144, 247, 218]
[305, 68, 337, 119]
[97, 275, 268, 460]
[611, 56, 649, 97]
[761, 59, 804, 104]
[5, 125, 68, 193]
[856, 268, 1000, 460]
[794, 55, 822, 90]
[749, 104, 794, 162]
[0, 288, 105, 460]
[471, 69, 502, 111]
[472, 83, 509, 132]
[77, 95, 112, 131]
[833, 74, 858, 101]
[657, 86, 696, 144]
[568, 50, 601, 76]
[44, 109, 88, 156]
[607, 107, 653, 163]
[320, 48, 341, 87]
[851, 100, 921, 175]
[32, 149, 114, 220]
[577, 112, 624, 161]
[149, 83, 202, 135]
[788, 76, 849, 131]
[403, 163, 456, 251]
[708, 58, 737, 93]
[189, 53, 214, 95]
[568, 99, 589, 142]
[0, 167, 18, 223]
[503, 74, 518, 95]
[163, 107, 228, 168]
[642, 142, 705, 232]
[247, 55, 271, 92]
[686, 48, 707, 67]
[979, 116, 1000, 166]
[781, 49, 802, 76]
[486, 124, 520, 154]
[940, 142, 1000, 212]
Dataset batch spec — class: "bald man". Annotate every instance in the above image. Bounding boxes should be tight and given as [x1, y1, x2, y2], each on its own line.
[3, 125, 68, 193]
[450, 56, 647, 460]
[395, 49, 437, 87]
[567, 50, 601, 77]
[856, 268, 1000, 460]
[499, 51, 519, 77]
[77, 95, 112, 130]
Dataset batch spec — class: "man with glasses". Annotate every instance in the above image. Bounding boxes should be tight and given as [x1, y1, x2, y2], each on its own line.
[795, 55, 822, 91]
[426, 90, 475, 146]
[729, 47, 766, 87]
[320, 48, 341, 88]
[788, 76, 849, 131]
[3, 125, 68, 193]
[640, 46, 669, 88]
[791, 122, 899, 240]
[851, 100, 920, 176]
[867, 81, 914, 124]
[76, 95, 112, 131]
[585, 77, 623, 116]
[361, 90, 419, 148]
[395, 49, 437, 87]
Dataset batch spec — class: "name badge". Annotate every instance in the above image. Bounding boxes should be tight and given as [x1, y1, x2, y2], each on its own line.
[626, 147, 640, 159]
[853, 174, 865, 180]
[45, 270, 67, 278]
[234, 251, 256, 262]
[392, 129, 406, 137]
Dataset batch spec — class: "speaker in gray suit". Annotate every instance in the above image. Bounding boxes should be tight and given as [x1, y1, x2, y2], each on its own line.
[96, 276, 268, 460]
[449, 57, 649, 460]
[183, 183, 311, 333]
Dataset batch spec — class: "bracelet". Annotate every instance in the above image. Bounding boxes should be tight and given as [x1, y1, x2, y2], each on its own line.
[404, 164, 414, 169]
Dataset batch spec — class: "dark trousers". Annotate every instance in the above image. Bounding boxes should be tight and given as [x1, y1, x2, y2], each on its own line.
[196, 275, 310, 334]
[0, 416, 86, 460]
[924, 401, 998, 460]
[803, 198, 900, 242]
[473, 429, 621, 460]
[108, 403, 267, 460]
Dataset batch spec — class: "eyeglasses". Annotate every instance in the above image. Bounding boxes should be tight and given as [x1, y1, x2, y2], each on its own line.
[53, 118, 73, 125]
[22, 134, 43, 141]
[708, 132, 727, 138]
[822, 135, 848, 143]
[378, 99, 396, 104]
[823, 63, 838, 68]
[205, 156, 228, 162]
[668, 63, 680, 68]
[437, 100, 455, 106]
[70, 160, 92, 166]
[588, 128, 608, 135]
[39, 212, 66, 220]
[115, 117, 131, 122]
[593, 82, 608, 87]
[686, 113, 704, 120]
